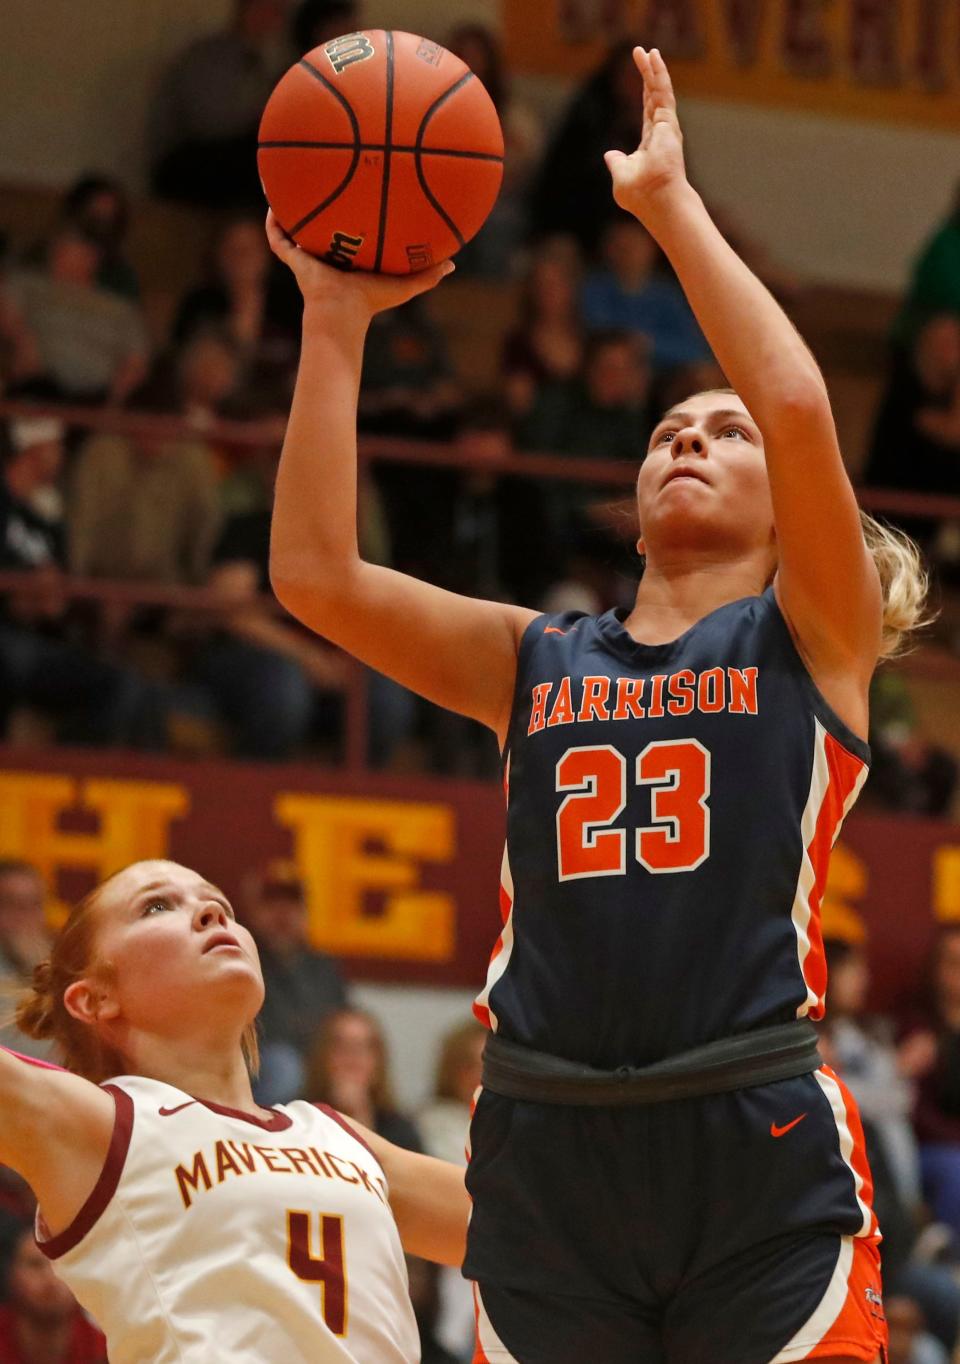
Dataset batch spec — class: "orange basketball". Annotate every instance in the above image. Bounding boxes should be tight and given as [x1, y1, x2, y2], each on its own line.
[258, 30, 505, 274]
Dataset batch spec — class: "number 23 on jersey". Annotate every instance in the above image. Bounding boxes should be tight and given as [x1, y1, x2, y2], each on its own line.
[556, 739, 711, 880]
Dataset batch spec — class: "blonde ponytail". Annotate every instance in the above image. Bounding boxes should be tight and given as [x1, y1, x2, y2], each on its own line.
[860, 512, 932, 660]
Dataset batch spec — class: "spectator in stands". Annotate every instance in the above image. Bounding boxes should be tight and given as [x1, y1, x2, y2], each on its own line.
[405, 1255, 462, 1364]
[0, 1221, 107, 1363]
[0, 417, 149, 747]
[502, 237, 585, 422]
[240, 859, 348, 1105]
[0, 861, 52, 1062]
[417, 1020, 486, 1363]
[57, 174, 140, 302]
[194, 464, 415, 762]
[148, 0, 291, 209]
[887, 1296, 951, 1364]
[902, 925, 960, 1240]
[518, 328, 651, 461]
[67, 340, 227, 588]
[305, 1007, 422, 1151]
[4, 227, 149, 405]
[864, 314, 960, 498]
[866, 670, 957, 818]
[172, 215, 302, 409]
[0, 860, 48, 988]
[445, 22, 542, 278]
[822, 939, 923, 1218]
[530, 40, 644, 256]
[358, 296, 461, 441]
[0, 254, 41, 393]
[418, 1019, 485, 1166]
[581, 218, 714, 385]
[291, 0, 360, 52]
[893, 181, 960, 352]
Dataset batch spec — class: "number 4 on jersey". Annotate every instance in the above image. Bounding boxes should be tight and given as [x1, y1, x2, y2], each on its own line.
[556, 740, 711, 880]
[288, 1211, 347, 1335]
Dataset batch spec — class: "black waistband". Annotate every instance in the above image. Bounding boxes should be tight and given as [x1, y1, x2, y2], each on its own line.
[481, 1020, 821, 1106]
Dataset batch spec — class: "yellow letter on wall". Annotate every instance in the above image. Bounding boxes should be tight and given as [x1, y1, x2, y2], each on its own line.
[0, 772, 188, 919]
[275, 795, 456, 961]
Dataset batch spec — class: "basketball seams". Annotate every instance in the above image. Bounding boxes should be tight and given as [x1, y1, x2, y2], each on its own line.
[373, 31, 395, 274]
[286, 58, 364, 240]
[412, 72, 477, 248]
[260, 141, 503, 163]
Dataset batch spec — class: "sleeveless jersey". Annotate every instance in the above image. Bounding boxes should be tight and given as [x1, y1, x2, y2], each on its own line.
[474, 588, 870, 1068]
[39, 1076, 420, 1364]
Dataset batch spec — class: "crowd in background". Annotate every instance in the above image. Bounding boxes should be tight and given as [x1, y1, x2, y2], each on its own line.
[0, 0, 958, 803]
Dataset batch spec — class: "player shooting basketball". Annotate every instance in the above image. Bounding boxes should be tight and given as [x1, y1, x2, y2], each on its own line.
[269, 44, 925, 1364]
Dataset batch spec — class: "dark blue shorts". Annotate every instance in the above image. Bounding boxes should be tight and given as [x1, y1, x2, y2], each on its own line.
[464, 1065, 887, 1364]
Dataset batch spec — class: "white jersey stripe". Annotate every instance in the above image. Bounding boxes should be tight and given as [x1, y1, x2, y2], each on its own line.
[814, 1068, 873, 1236]
[790, 721, 831, 1016]
[767, 1236, 854, 1363]
[475, 756, 515, 1034]
[473, 1284, 520, 1363]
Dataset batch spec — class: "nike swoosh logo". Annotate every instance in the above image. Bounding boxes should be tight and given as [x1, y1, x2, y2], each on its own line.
[159, 1101, 197, 1117]
[770, 1113, 807, 1138]
[544, 626, 567, 635]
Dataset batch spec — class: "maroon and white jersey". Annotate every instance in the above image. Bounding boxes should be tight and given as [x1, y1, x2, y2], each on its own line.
[38, 1076, 420, 1364]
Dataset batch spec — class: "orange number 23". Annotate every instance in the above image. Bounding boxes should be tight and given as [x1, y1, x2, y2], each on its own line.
[556, 740, 711, 880]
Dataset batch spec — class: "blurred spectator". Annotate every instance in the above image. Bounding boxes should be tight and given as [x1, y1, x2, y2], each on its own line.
[581, 219, 713, 381]
[418, 1020, 486, 1165]
[822, 939, 922, 1216]
[0, 861, 52, 1062]
[865, 671, 957, 818]
[0, 417, 151, 746]
[4, 228, 149, 405]
[417, 1020, 486, 1363]
[0, 257, 41, 393]
[148, 0, 291, 209]
[405, 1255, 462, 1364]
[903, 926, 960, 1241]
[291, 0, 360, 52]
[864, 315, 960, 498]
[530, 40, 644, 255]
[502, 237, 584, 422]
[241, 860, 347, 1105]
[193, 476, 415, 763]
[305, 1007, 422, 1151]
[358, 296, 461, 441]
[68, 341, 228, 588]
[172, 216, 301, 408]
[0, 860, 48, 986]
[886, 1295, 949, 1364]
[518, 329, 651, 460]
[57, 174, 140, 302]
[445, 22, 543, 278]
[0, 1222, 107, 1363]
[893, 182, 960, 352]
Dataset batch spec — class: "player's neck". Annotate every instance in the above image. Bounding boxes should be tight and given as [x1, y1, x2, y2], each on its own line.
[627, 558, 769, 642]
[125, 1032, 264, 1116]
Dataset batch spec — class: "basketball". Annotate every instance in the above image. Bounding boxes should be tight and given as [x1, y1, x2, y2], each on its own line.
[258, 30, 505, 274]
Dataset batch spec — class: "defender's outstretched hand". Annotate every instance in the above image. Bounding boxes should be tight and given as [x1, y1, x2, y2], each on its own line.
[265, 210, 454, 322]
[604, 47, 688, 223]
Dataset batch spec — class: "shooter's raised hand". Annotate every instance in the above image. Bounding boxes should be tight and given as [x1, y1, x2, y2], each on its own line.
[604, 47, 688, 223]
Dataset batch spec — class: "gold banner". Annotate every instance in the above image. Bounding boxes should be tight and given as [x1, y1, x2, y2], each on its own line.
[505, 0, 960, 130]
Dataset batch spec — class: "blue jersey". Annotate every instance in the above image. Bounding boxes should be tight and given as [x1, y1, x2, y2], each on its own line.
[474, 588, 870, 1068]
